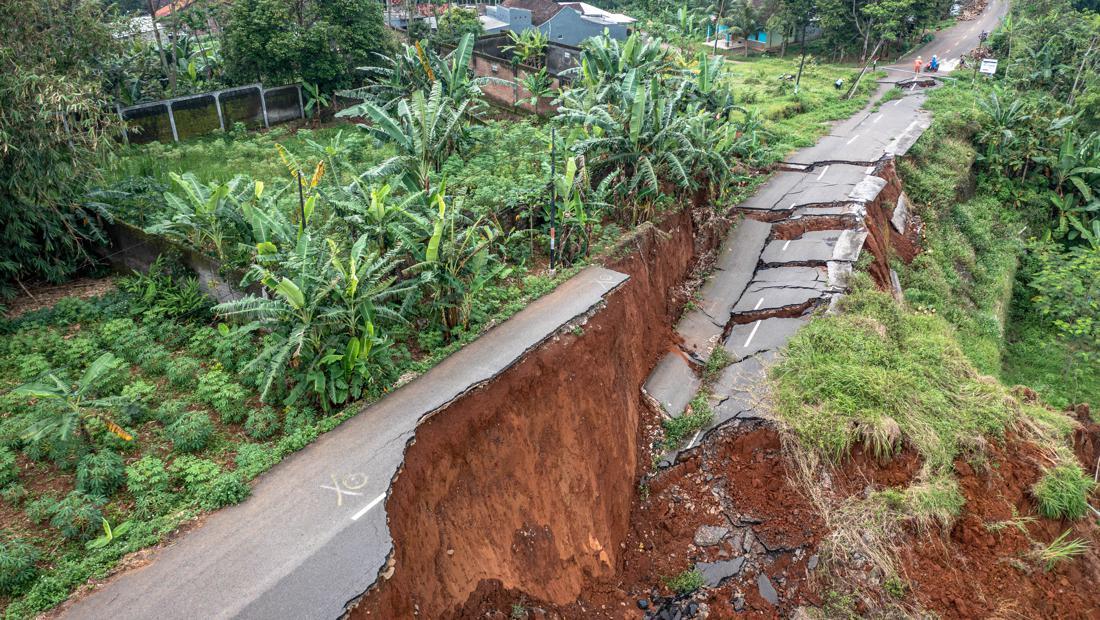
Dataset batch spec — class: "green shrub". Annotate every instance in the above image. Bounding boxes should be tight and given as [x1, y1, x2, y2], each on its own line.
[165, 412, 215, 453]
[49, 492, 105, 541]
[135, 346, 171, 376]
[276, 426, 319, 456]
[235, 444, 280, 479]
[165, 357, 202, 390]
[154, 399, 188, 425]
[14, 354, 50, 381]
[121, 379, 157, 406]
[96, 318, 136, 350]
[125, 455, 169, 498]
[283, 406, 317, 434]
[75, 451, 126, 497]
[52, 335, 98, 370]
[169, 455, 221, 492]
[0, 447, 18, 488]
[195, 368, 249, 424]
[2, 484, 27, 507]
[664, 569, 704, 595]
[24, 495, 58, 524]
[245, 407, 280, 440]
[195, 473, 250, 511]
[1033, 462, 1094, 520]
[0, 537, 40, 595]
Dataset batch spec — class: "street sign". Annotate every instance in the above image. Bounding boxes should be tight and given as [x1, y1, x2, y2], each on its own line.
[979, 58, 998, 75]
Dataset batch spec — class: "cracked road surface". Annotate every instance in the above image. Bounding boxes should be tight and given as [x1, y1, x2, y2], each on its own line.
[649, 0, 1006, 465]
[61, 267, 629, 620]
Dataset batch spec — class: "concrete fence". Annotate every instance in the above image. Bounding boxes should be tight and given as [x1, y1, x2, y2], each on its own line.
[117, 83, 304, 144]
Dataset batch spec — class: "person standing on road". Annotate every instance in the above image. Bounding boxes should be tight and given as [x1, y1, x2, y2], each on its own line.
[914, 56, 923, 74]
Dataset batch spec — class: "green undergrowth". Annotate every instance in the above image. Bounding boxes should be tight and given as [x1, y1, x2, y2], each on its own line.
[772, 275, 1080, 524]
[895, 82, 1023, 376]
[897, 78, 1100, 411]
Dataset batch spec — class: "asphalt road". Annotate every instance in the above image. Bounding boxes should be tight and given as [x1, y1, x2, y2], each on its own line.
[62, 266, 629, 620]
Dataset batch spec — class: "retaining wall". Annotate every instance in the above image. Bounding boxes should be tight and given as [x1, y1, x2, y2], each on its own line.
[119, 83, 304, 144]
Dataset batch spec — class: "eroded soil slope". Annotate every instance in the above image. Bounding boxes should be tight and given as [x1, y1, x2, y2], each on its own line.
[351, 207, 722, 619]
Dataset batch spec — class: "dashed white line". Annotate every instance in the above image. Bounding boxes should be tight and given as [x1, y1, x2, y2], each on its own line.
[754, 297, 765, 310]
[351, 493, 387, 521]
[845, 135, 859, 145]
[782, 240, 792, 251]
[872, 114, 883, 124]
[743, 320, 764, 349]
[893, 99, 903, 107]
[816, 165, 830, 180]
[689, 429, 703, 447]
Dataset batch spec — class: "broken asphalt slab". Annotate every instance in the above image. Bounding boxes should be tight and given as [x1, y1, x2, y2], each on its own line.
[62, 266, 630, 620]
[642, 351, 701, 418]
[677, 218, 772, 361]
[739, 164, 871, 213]
[760, 229, 867, 266]
[723, 318, 808, 363]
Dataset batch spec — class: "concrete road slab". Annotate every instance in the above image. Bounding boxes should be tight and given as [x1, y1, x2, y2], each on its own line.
[63, 266, 631, 620]
[642, 352, 701, 417]
[733, 285, 825, 315]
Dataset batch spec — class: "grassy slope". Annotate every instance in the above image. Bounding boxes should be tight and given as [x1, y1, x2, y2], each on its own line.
[769, 77, 1093, 607]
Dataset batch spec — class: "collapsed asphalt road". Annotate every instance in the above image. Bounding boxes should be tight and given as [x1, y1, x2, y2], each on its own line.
[60, 4, 1005, 618]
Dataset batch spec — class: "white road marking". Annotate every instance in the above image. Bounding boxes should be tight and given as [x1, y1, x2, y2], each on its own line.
[754, 297, 765, 310]
[893, 99, 903, 107]
[689, 429, 703, 447]
[743, 320, 764, 349]
[846, 135, 859, 145]
[872, 114, 883, 124]
[816, 165, 830, 180]
[351, 493, 387, 521]
[782, 240, 792, 251]
[865, 166, 875, 175]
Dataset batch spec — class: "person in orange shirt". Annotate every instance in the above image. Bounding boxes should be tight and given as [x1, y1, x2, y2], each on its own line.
[914, 56, 923, 74]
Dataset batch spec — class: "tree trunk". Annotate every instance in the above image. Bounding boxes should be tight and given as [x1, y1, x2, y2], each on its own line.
[147, 0, 172, 91]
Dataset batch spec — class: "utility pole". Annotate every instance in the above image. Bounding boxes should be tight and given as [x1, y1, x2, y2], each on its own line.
[794, 21, 808, 94]
[548, 127, 557, 274]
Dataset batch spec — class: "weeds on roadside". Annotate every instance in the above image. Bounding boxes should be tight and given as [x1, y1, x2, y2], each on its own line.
[662, 392, 714, 450]
[1032, 462, 1094, 520]
[1035, 530, 1088, 571]
[703, 346, 733, 383]
[663, 569, 704, 595]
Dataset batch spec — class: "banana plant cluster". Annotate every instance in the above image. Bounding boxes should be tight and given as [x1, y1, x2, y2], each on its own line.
[555, 34, 732, 222]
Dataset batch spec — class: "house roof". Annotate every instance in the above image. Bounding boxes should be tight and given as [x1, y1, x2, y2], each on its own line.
[154, 0, 197, 18]
[560, 2, 636, 25]
[501, 0, 563, 26]
[480, 15, 510, 31]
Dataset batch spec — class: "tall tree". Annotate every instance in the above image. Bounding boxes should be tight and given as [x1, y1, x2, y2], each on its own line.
[0, 0, 120, 298]
[224, 0, 394, 91]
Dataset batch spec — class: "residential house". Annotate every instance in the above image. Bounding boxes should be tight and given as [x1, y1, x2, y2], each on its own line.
[483, 0, 635, 47]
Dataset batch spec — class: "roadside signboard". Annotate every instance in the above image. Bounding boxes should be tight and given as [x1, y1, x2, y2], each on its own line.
[979, 58, 998, 75]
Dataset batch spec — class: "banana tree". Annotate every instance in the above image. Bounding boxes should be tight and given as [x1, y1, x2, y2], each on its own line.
[338, 82, 469, 194]
[146, 172, 251, 261]
[12, 353, 137, 450]
[217, 231, 409, 407]
[403, 189, 510, 333]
